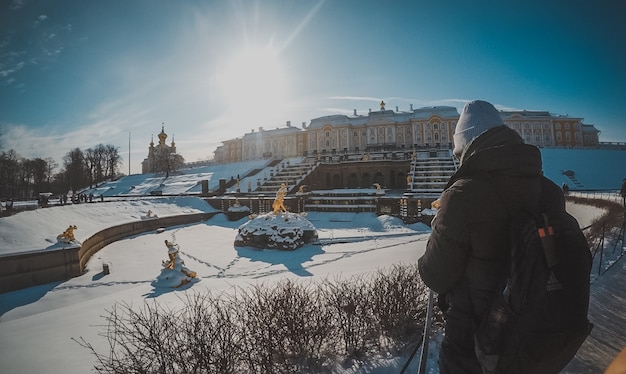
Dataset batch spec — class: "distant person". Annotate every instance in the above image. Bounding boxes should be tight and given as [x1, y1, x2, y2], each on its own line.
[620, 178, 626, 206]
[562, 183, 570, 195]
[418, 100, 572, 373]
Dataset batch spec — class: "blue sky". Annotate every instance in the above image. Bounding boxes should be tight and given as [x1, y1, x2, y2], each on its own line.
[1, 0, 625, 175]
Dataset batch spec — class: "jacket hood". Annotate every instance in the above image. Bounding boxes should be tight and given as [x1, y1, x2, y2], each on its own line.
[448, 125, 542, 188]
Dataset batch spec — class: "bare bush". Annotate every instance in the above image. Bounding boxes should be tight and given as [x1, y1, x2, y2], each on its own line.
[321, 274, 381, 360]
[370, 263, 427, 351]
[235, 280, 337, 373]
[75, 264, 430, 373]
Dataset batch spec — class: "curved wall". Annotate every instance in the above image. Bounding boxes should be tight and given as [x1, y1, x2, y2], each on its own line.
[0, 212, 216, 294]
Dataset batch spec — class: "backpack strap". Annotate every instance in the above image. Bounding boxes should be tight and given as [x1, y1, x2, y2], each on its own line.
[486, 173, 558, 269]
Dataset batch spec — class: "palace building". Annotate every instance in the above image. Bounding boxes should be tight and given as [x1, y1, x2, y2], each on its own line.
[213, 101, 600, 163]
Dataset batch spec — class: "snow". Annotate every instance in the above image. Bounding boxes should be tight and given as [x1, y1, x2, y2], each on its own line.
[539, 148, 626, 191]
[235, 211, 319, 250]
[0, 196, 218, 254]
[1, 149, 625, 373]
[0, 207, 432, 374]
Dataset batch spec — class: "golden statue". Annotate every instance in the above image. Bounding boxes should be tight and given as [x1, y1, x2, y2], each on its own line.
[58, 225, 77, 242]
[380, 100, 386, 110]
[373, 183, 381, 192]
[162, 240, 196, 278]
[163, 240, 178, 270]
[298, 185, 307, 193]
[272, 183, 288, 214]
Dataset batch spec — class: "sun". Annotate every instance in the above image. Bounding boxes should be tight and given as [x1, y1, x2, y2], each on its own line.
[216, 45, 288, 121]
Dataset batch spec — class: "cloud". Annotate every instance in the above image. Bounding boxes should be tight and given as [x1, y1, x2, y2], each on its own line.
[33, 14, 48, 27]
[329, 95, 381, 103]
[9, 0, 26, 10]
[0, 61, 25, 78]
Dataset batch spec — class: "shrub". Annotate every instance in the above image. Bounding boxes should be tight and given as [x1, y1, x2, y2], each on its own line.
[75, 264, 430, 373]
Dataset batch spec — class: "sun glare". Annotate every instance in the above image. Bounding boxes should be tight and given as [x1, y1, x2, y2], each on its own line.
[216, 46, 288, 122]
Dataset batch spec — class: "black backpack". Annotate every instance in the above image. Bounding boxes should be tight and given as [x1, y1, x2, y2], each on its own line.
[475, 177, 593, 374]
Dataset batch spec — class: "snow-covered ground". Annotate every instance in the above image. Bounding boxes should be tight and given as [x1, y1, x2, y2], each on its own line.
[0, 196, 217, 254]
[0, 196, 617, 373]
[1, 148, 624, 373]
[0, 207, 430, 373]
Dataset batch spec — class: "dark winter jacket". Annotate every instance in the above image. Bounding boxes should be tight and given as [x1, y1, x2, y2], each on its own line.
[419, 125, 564, 325]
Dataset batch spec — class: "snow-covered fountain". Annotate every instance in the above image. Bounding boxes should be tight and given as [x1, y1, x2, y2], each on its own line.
[234, 183, 319, 251]
[152, 239, 198, 288]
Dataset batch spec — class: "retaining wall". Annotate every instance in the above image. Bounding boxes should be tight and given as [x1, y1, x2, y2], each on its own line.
[0, 212, 216, 294]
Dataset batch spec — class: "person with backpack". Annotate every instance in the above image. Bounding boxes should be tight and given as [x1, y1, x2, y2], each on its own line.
[418, 100, 591, 374]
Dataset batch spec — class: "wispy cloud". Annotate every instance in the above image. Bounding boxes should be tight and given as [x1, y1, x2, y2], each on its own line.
[0, 61, 25, 78]
[33, 14, 48, 27]
[328, 95, 381, 103]
[9, 0, 27, 10]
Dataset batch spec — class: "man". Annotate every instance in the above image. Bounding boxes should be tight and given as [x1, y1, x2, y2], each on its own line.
[418, 100, 566, 373]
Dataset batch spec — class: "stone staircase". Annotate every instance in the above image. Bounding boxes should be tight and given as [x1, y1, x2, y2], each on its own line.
[561, 169, 585, 189]
[303, 189, 380, 212]
[407, 149, 458, 198]
[255, 158, 320, 193]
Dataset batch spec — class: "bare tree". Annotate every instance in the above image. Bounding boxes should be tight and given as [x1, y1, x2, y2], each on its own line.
[104, 144, 122, 179]
[84, 147, 97, 188]
[0, 150, 20, 198]
[154, 148, 185, 178]
[45, 157, 58, 185]
[63, 148, 87, 195]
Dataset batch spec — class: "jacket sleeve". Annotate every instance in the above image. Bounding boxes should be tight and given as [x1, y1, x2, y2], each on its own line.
[418, 185, 472, 294]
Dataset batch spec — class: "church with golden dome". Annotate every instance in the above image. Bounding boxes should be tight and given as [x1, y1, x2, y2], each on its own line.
[141, 124, 178, 174]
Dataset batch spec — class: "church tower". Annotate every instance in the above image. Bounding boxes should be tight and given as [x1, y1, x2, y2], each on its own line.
[142, 124, 178, 174]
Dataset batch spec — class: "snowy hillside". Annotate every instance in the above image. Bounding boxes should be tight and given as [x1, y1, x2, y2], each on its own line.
[70, 149, 626, 199]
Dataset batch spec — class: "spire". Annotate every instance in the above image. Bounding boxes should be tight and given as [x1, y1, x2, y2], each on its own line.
[158, 122, 167, 145]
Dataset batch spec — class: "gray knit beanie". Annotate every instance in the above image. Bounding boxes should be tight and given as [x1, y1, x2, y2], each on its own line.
[453, 100, 504, 157]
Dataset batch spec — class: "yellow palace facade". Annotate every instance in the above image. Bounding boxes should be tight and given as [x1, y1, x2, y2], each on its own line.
[214, 101, 599, 163]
